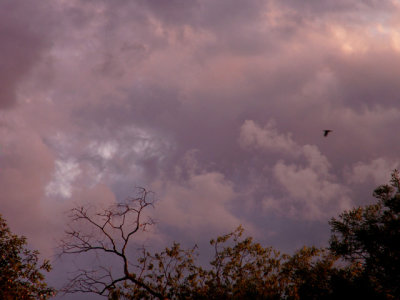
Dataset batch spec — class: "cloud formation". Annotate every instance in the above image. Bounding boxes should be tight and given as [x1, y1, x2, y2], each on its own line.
[1, 1, 400, 297]
[0, 0, 55, 109]
[240, 120, 351, 220]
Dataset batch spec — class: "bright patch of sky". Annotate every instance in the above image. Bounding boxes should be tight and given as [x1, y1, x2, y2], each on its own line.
[88, 141, 118, 160]
[45, 159, 81, 198]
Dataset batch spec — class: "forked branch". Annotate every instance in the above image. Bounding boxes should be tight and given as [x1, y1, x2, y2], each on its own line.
[59, 188, 165, 299]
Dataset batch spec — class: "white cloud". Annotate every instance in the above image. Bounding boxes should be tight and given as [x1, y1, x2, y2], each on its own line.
[239, 119, 299, 155]
[346, 157, 399, 185]
[88, 141, 118, 160]
[301, 144, 331, 175]
[240, 120, 351, 220]
[273, 160, 351, 220]
[45, 159, 81, 198]
[153, 171, 242, 232]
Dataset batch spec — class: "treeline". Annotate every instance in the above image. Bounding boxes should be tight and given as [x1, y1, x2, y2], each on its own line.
[1, 171, 400, 299]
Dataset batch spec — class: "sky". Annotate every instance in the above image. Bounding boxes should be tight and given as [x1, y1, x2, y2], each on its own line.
[1, 0, 400, 298]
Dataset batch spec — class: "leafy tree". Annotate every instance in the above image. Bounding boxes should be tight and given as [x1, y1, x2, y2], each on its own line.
[107, 242, 199, 300]
[191, 226, 284, 300]
[59, 189, 286, 299]
[0, 214, 55, 299]
[60, 171, 400, 299]
[279, 245, 376, 300]
[280, 246, 336, 299]
[329, 170, 400, 299]
[59, 195, 331, 300]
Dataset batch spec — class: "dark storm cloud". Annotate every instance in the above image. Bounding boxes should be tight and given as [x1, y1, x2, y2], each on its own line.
[41, 0, 400, 224]
[0, 0, 55, 109]
[280, 0, 394, 14]
[328, 52, 400, 108]
[1, 1, 400, 298]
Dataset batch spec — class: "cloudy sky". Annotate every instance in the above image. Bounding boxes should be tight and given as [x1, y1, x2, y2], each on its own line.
[1, 0, 400, 297]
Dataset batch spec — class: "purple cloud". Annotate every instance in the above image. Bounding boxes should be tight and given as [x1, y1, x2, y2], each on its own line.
[1, 1, 400, 298]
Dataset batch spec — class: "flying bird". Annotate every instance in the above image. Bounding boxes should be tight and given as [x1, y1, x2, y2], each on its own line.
[323, 130, 332, 137]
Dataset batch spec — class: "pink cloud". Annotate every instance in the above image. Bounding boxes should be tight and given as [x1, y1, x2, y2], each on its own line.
[1, 2, 400, 297]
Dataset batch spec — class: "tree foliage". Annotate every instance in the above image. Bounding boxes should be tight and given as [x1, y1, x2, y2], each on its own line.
[60, 171, 400, 299]
[329, 169, 400, 299]
[0, 214, 55, 299]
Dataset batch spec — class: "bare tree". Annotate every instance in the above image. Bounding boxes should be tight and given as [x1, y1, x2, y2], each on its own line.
[59, 188, 166, 299]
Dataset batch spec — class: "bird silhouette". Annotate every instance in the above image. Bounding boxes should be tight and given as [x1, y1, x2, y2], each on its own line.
[323, 130, 332, 137]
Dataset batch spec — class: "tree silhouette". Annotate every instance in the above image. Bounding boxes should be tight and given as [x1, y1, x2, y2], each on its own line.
[59, 188, 165, 299]
[329, 170, 400, 299]
[60, 171, 400, 299]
